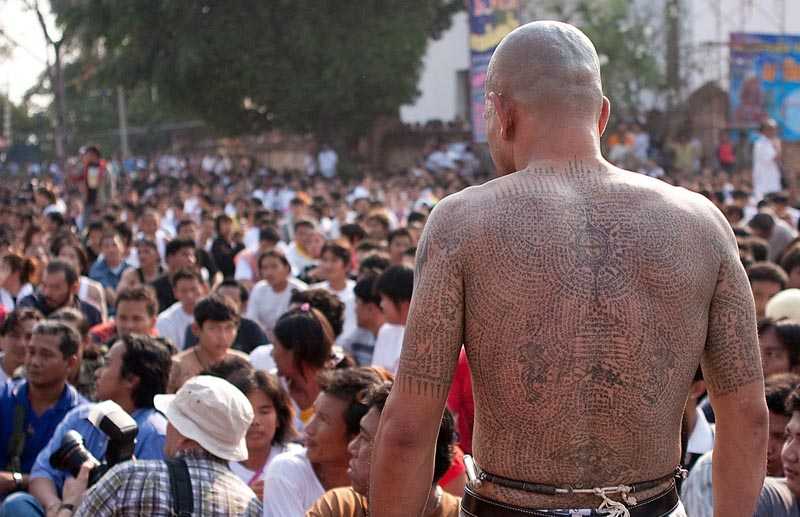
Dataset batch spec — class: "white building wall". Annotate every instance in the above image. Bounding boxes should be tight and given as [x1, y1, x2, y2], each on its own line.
[400, 12, 470, 125]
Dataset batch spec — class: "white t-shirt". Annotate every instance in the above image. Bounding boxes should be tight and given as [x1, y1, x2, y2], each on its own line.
[285, 242, 319, 277]
[155, 302, 194, 350]
[234, 251, 256, 283]
[312, 280, 357, 340]
[753, 135, 782, 201]
[243, 227, 261, 251]
[229, 442, 301, 486]
[0, 283, 34, 311]
[686, 407, 715, 459]
[262, 448, 324, 517]
[371, 324, 405, 375]
[249, 344, 277, 374]
[246, 278, 308, 337]
[0, 355, 9, 386]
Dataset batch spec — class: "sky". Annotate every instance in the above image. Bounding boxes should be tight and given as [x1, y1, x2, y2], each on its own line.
[0, 0, 55, 104]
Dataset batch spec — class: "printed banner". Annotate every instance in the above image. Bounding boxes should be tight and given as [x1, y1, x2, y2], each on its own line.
[469, 0, 521, 143]
[730, 32, 800, 141]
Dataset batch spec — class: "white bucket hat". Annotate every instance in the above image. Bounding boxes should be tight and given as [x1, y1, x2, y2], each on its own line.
[766, 288, 800, 322]
[154, 375, 254, 462]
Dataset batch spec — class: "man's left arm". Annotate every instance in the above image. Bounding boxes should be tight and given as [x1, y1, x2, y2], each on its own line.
[370, 195, 467, 517]
[0, 471, 27, 495]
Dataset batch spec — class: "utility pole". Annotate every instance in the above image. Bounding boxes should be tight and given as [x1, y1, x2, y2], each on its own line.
[665, 0, 681, 125]
[3, 82, 10, 145]
[780, 0, 787, 34]
[116, 85, 130, 159]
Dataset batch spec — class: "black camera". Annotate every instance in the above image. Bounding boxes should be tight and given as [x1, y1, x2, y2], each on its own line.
[50, 402, 139, 486]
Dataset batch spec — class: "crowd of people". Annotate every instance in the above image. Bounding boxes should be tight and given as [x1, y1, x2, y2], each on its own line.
[0, 141, 485, 517]
[0, 64, 795, 514]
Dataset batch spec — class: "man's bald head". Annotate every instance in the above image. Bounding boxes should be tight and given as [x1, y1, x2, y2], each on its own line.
[486, 21, 604, 121]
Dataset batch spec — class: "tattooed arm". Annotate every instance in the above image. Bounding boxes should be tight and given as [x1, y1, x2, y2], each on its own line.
[702, 216, 767, 517]
[370, 195, 467, 517]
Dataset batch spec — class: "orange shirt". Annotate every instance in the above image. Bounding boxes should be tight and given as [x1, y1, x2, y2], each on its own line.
[306, 487, 460, 517]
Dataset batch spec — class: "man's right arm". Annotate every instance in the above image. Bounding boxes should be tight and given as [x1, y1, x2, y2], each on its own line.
[167, 359, 182, 394]
[702, 220, 768, 517]
[29, 407, 84, 514]
[30, 477, 61, 517]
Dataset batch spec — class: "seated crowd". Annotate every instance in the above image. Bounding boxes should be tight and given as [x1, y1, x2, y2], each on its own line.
[5, 146, 800, 515]
[0, 162, 472, 516]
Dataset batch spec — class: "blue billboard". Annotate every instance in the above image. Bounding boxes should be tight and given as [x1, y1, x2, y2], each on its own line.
[468, 0, 521, 143]
[730, 32, 800, 141]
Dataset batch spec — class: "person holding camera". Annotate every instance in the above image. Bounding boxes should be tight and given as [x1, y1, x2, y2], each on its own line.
[0, 322, 85, 507]
[58, 375, 262, 516]
[0, 334, 172, 516]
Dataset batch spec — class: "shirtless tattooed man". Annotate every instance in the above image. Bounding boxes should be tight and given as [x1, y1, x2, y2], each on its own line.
[370, 21, 767, 517]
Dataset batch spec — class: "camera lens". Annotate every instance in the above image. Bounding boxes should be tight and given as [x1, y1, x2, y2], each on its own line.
[50, 430, 96, 478]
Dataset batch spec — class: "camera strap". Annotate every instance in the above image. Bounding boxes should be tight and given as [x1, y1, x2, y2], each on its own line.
[5, 403, 26, 472]
[166, 458, 194, 517]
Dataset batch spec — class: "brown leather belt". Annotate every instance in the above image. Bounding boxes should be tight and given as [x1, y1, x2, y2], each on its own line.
[460, 485, 680, 517]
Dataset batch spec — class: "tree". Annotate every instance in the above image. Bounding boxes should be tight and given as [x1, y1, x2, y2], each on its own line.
[31, 57, 195, 156]
[52, 1, 462, 149]
[21, 0, 72, 165]
[523, 0, 664, 121]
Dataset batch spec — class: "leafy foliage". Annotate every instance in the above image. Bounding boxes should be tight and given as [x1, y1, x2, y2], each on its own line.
[52, 1, 462, 143]
[523, 0, 664, 119]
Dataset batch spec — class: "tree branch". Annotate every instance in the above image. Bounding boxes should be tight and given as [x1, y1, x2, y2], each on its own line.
[32, 0, 56, 46]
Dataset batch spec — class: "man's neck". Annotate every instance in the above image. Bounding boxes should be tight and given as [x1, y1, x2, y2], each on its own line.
[106, 258, 121, 269]
[398, 303, 410, 326]
[328, 276, 347, 291]
[241, 445, 270, 471]
[517, 148, 604, 174]
[312, 460, 350, 490]
[1, 355, 16, 377]
[113, 395, 137, 415]
[47, 296, 74, 314]
[197, 344, 228, 366]
[180, 304, 194, 316]
[4, 278, 21, 295]
[685, 404, 698, 437]
[368, 320, 384, 337]
[272, 279, 289, 293]
[28, 381, 66, 415]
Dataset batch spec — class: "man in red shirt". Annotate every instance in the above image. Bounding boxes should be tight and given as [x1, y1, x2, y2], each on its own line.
[89, 286, 158, 347]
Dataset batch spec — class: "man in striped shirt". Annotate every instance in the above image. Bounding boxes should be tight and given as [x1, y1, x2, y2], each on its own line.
[58, 376, 261, 517]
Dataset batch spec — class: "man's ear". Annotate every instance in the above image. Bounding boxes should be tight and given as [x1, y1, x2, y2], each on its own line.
[123, 373, 140, 393]
[66, 353, 80, 372]
[690, 380, 707, 400]
[598, 96, 611, 137]
[488, 91, 514, 140]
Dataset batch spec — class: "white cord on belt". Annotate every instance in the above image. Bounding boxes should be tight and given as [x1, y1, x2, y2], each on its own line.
[592, 487, 632, 517]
